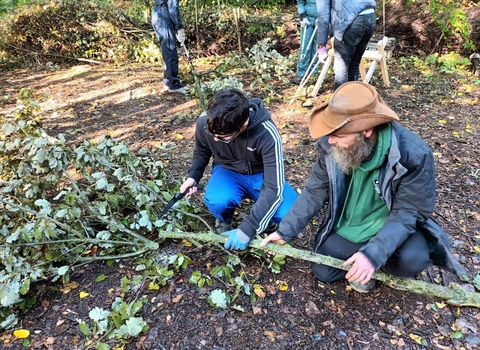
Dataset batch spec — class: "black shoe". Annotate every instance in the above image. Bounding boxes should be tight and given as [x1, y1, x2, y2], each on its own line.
[349, 280, 376, 293]
[214, 219, 233, 234]
[291, 76, 303, 85]
[262, 222, 278, 234]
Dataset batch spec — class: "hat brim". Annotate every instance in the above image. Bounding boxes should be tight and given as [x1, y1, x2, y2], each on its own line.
[308, 84, 399, 139]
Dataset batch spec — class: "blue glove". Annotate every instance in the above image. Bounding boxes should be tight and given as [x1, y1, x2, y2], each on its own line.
[222, 229, 250, 250]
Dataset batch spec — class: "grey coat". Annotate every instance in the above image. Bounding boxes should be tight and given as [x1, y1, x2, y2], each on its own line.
[277, 122, 466, 277]
[316, 0, 376, 45]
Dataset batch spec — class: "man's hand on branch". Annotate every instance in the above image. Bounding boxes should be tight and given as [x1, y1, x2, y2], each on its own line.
[260, 231, 286, 246]
[343, 252, 375, 284]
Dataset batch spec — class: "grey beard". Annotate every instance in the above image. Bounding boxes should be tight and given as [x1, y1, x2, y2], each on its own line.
[331, 134, 375, 175]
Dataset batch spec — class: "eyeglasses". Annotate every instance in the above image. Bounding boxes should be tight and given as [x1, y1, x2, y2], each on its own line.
[203, 125, 240, 144]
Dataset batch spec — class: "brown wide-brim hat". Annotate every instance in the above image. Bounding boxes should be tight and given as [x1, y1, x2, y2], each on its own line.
[309, 82, 399, 139]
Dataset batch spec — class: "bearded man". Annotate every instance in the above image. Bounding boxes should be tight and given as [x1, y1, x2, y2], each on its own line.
[261, 82, 466, 293]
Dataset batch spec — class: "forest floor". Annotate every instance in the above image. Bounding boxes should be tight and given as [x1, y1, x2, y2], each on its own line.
[1, 37, 480, 349]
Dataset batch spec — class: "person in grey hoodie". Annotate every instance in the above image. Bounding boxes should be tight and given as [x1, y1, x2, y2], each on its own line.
[261, 82, 466, 293]
[316, 0, 376, 90]
[180, 88, 298, 250]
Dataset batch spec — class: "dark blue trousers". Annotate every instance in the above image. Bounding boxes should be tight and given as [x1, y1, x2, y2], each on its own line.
[313, 231, 432, 282]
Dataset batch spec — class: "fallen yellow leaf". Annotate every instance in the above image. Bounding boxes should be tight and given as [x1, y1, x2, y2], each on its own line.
[149, 282, 160, 290]
[13, 329, 30, 339]
[254, 285, 266, 298]
[409, 333, 423, 344]
[173, 134, 184, 140]
[435, 302, 447, 309]
[79, 291, 89, 299]
[275, 280, 288, 290]
[182, 239, 193, 247]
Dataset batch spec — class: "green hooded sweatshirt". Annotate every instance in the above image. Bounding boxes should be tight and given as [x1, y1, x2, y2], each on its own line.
[334, 124, 391, 243]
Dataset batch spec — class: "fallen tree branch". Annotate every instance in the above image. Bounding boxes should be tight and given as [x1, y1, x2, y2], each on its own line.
[157, 231, 480, 308]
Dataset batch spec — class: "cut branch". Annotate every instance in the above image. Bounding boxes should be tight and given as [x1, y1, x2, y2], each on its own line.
[157, 231, 480, 308]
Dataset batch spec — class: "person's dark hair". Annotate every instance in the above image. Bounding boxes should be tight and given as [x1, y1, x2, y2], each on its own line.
[206, 88, 250, 135]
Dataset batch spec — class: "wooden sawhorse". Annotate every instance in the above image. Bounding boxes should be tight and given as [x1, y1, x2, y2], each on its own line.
[311, 36, 391, 97]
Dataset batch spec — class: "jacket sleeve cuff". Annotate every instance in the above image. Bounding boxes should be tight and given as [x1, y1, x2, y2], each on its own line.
[238, 222, 256, 240]
[358, 247, 382, 270]
[236, 229, 250, 242]
[276, 230, 293, 243]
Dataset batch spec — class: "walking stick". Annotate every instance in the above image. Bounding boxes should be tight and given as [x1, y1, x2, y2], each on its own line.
[300, 25, 318, 65]
[290, 51, 321, 104]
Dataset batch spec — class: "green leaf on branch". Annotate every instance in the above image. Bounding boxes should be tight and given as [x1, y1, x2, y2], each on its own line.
[78, 322, 91, 336]
[115, 317, 148, 338]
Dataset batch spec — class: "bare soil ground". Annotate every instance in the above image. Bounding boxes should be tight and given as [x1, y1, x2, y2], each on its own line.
[1, 43, 480, 350]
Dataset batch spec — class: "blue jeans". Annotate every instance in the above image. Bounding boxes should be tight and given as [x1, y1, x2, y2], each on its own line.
[203, 165, 298, 224]
[297, 24, 318, 77]
[333, 13, 376, 90]
[152, 9, 183, 90]
[312, 231, 432, 282]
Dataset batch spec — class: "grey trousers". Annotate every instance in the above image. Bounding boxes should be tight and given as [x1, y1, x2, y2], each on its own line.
[313, 231, 432, 282]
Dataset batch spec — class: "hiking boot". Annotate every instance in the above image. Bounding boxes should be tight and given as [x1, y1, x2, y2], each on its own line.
[262, 222, 278, 234]
[161, 85, 186, 94]
[349, 279, 376, 294]
[214, 219, 233, 234]
[169, 86, 185, 94]
[291, 76, 303, 85]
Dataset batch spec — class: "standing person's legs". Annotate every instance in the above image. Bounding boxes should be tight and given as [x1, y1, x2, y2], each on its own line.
[203, 166, 246, 223]
[297, 24, 317, 77]
[333, 38, 353, 90]
[160, 31, 183, 90]
[333, 13, 375, 90]
[344, 13, 376, 83]
[152, 12, 183, 90]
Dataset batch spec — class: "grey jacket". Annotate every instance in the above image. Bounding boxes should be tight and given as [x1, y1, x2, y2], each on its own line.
[277, 122, 466, 277]
[316, 0, 376, 45]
